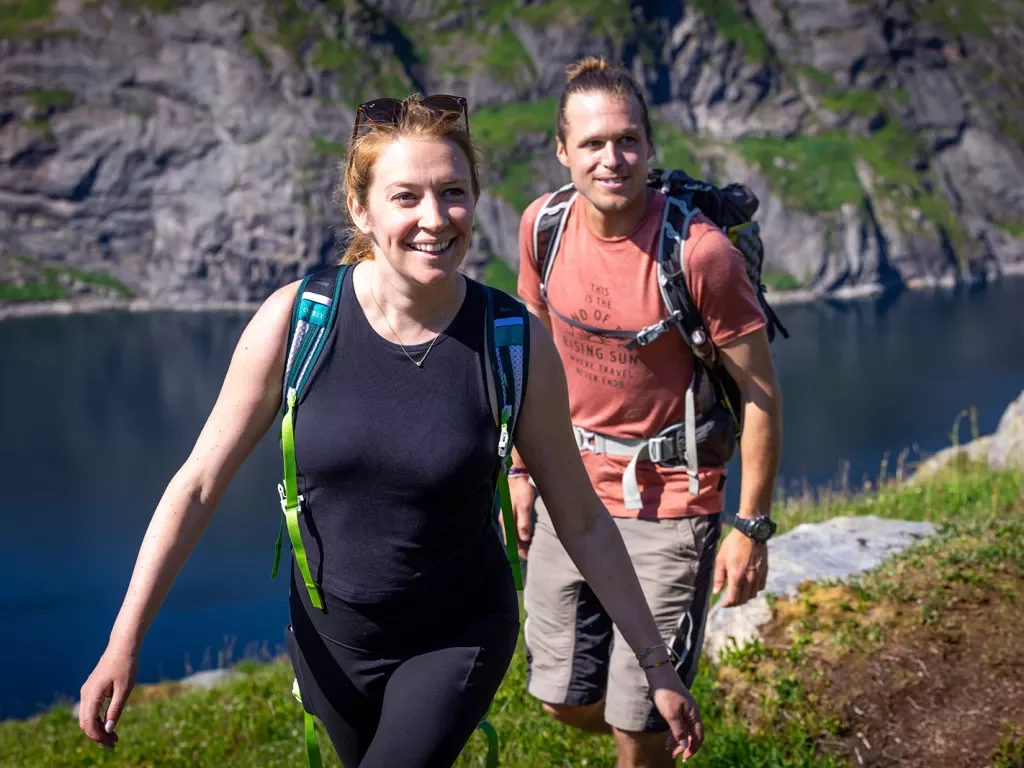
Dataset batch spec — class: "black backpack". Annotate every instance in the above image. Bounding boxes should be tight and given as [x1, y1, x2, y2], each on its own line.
[531, 168, 788, 491]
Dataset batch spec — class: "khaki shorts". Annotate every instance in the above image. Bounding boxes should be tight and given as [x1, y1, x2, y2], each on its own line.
[523, 495, 721, 733]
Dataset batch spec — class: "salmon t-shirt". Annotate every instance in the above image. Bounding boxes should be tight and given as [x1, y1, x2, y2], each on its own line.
[518, 188, 767, 519]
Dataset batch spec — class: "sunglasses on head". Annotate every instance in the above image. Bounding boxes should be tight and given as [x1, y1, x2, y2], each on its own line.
[351, 94, 470, 140]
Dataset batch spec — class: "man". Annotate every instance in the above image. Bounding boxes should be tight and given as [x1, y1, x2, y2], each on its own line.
[510, 56, 783, 767]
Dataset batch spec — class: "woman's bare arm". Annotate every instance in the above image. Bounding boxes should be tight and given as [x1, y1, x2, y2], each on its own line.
[106, 281, 299, 654]
[79, 282, 301, 748]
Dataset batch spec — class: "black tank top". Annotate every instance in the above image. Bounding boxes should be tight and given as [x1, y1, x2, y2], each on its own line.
[292, 268, 507, 603]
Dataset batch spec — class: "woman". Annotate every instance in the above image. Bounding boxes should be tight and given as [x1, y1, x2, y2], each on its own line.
[78, 95, 705, 767]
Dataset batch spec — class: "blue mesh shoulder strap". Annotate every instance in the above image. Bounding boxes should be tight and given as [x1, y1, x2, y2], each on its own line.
[484, 284, 530, 592]
[271, 265, 348, 606]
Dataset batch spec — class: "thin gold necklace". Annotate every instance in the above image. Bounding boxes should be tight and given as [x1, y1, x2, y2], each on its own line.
[369, 262, 456, 368]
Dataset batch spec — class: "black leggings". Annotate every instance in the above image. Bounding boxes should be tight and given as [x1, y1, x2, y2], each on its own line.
[286, 562, 520, 768]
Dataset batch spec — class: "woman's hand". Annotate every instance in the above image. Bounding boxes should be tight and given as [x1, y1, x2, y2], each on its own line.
[508, 474, 536, 559]
[78, 644, 139, 749]
[647, 665, 705, 761]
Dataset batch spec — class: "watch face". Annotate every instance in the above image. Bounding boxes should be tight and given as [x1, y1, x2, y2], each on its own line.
[744, 517, 775, 542]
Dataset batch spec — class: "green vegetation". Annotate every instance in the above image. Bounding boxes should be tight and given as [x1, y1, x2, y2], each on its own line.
[242, 29, 271, 71]
[311, 136, 346, 157]
[312, 36, 411, 105]
[263, 0, 412, 107]
[913, 0, 1014, 39]
[738, 133, 861, 214]
[853, 122, 972, 256]
[734, 111, 972, 261]
[478, 29, 535, 86]
[761, 270, 804, 291]
[689, 0, 770, 62]
[480, 257, 519, 298]
[473, 99, 558, 212]
[820, 88, 884, 118]
[4, 444, 1018, 767]
[514, 0, 634, 42]
[26, 89, 73, 109]
[711, 465, 1023, 767]
[0, 0, 55, 38]
[653, 120, 700, 173]
[472, 99, 557, 154]
[0, 256, 135, 303]
[118, 0, 184, 12]
[996, 219, 1024, 239]
[19, 118, 53, 137]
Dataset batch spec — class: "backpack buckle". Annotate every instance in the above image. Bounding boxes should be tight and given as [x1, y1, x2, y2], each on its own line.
[278, 483, 304, 513]
[574, 427, 597, 453]
[648, 427, 685, 465]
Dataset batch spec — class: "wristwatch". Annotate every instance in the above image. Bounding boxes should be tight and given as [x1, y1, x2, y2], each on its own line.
[733, 515, 776, 544]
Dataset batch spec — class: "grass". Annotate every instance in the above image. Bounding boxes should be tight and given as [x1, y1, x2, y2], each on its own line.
[714, 461, 1024, 767]
[738, 133, 862, 214]
[761, 271, 804, 291]
[478, 29, 536, 86]
[0, 256, 135, 302]
[473, 99, 560, 212]
[4, 444, 1018, 767]
[735, 116, 973, 261]
[471, 99, 557, 157]
[264, 0, 412, 106]
[0, 0, 55, 38]
[26, 88, 73, 109]
[514, 0, 634, 42]
[311, 135, 346, 157]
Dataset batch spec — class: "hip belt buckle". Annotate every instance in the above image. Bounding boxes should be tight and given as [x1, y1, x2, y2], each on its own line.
[648, 429, 683, 465]
[575, 427, 598, 453]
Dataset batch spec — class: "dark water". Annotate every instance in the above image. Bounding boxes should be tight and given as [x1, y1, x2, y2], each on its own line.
[1, 278, 1023, 720]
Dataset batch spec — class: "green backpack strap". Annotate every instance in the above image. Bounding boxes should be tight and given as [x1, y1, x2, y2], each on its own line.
[292, 678, 323, 768]
[477, 717, 500, 768]
[485, 285, 530, 593]
[272, 265, 348, 611]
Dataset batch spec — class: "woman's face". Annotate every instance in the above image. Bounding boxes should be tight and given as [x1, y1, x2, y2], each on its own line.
[350, 136, 475, 287]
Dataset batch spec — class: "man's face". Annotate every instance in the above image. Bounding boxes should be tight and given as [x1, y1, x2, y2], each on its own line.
[556, 91, 653, 216]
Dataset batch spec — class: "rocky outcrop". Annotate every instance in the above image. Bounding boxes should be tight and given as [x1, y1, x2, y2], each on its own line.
[703, 515, 937, 662]
[911, 390, 1024, 480]
[1, 1, 350, 301]
[2, 0, 1023, 303]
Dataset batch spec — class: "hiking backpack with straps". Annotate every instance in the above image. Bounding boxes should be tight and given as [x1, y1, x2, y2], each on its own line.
[532, 167, 789, 510]
[270, 264, 529, 768]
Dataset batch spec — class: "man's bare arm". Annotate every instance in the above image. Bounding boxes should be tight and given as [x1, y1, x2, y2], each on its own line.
[718, 326, 783, 520]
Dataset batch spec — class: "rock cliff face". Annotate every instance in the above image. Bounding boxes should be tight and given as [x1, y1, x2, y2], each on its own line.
[1, 0, 1023, 303]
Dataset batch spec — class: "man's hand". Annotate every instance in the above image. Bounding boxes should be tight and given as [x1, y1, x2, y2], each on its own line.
[713, 527, 768, 607]
[508, 475, 537, 560]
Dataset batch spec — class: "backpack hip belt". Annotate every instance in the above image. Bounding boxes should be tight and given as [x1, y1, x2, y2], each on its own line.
[574, 388, 700, 510]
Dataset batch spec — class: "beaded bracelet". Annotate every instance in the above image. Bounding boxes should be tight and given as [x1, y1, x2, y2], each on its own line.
[639, 657, 674, 670]
[508, 466, 530, 478]
[635, 644, 678, 670]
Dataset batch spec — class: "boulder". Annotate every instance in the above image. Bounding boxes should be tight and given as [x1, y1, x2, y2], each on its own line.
[988, 391, 1024, 471]
[909, 390, 1024, 480]
[702, 515, 937, 661]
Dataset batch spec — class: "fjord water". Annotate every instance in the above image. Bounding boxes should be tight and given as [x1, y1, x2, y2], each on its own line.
[1, 277, 1022, 720]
